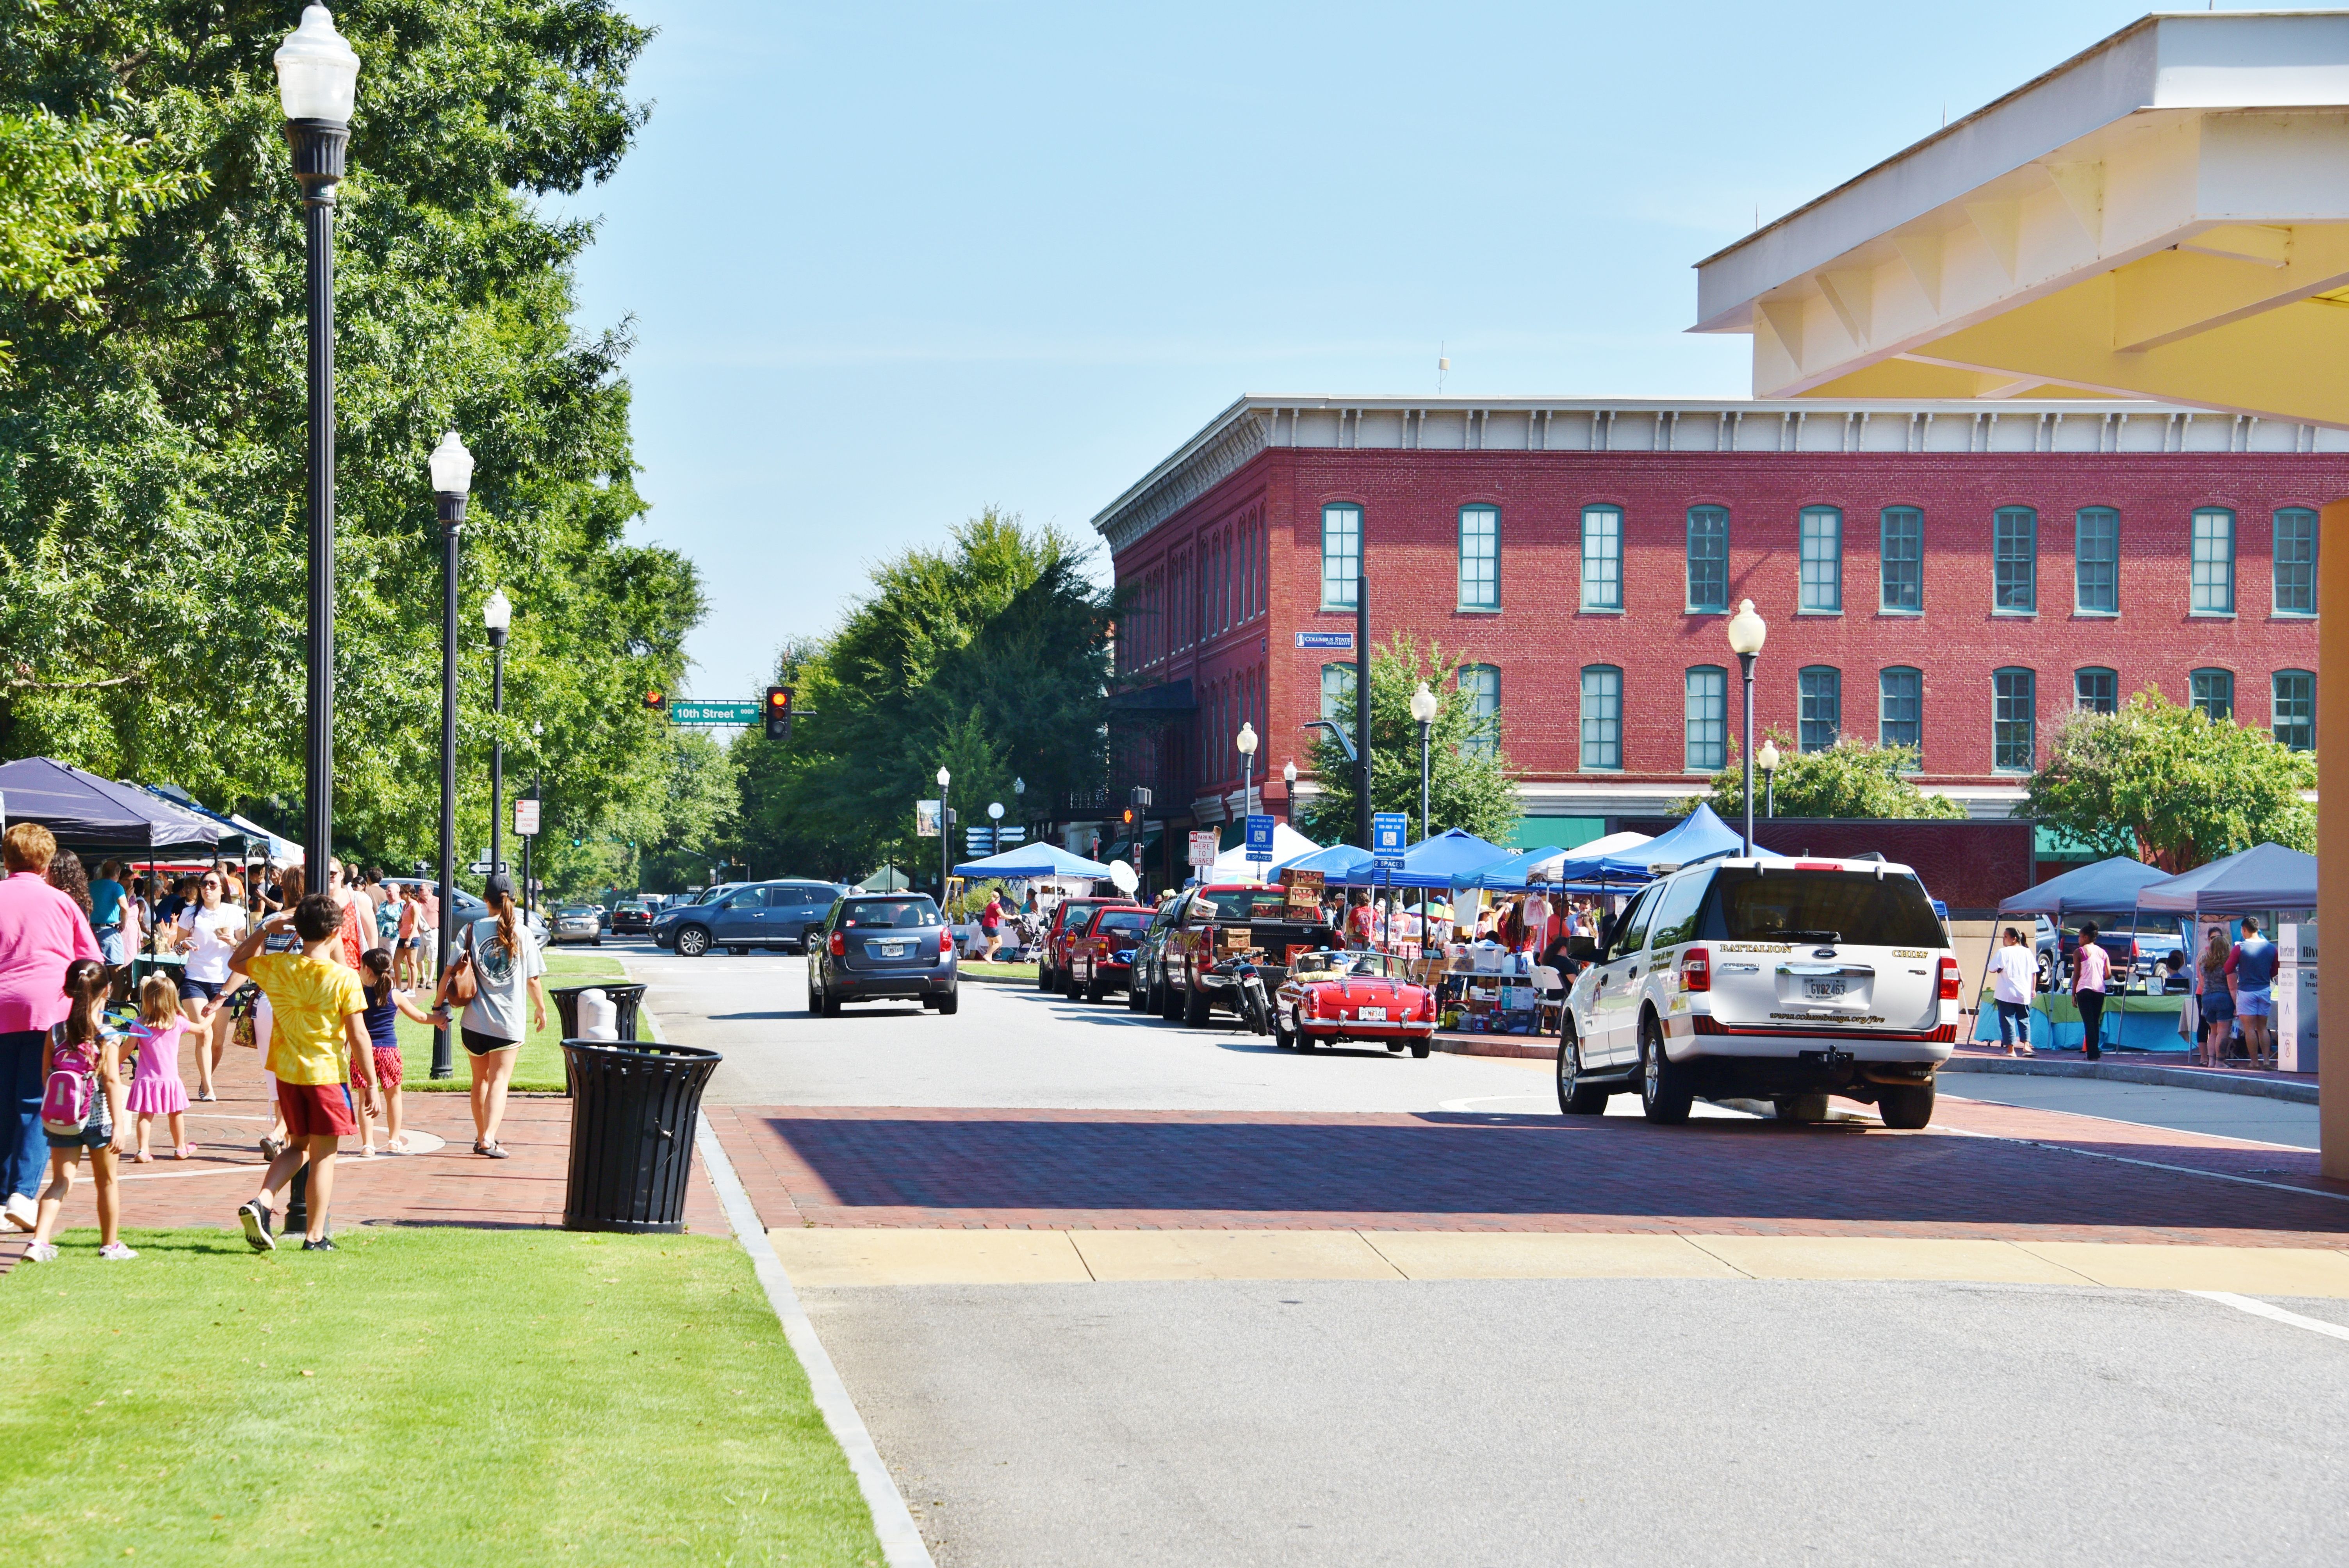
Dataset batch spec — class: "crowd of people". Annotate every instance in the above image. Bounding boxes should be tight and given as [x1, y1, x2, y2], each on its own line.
[0, 823, 548, 1260]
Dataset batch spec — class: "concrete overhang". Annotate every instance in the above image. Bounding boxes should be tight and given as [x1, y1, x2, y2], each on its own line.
[1693, 11, 2349, 429]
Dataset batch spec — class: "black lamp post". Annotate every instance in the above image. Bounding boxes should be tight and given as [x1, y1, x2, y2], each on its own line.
[1355, 565, 1371, 851]
[486, 587, 512, 882]
[1726, 599, 1768, 857]
[1409, 680, 1437, 843]
[275, 6, 360, 879]
[427, 428, 471, 1081]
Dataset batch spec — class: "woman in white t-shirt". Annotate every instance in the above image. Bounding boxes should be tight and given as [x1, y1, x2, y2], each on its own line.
[1989, 925, 2037, 1057]
[424, 873, 545, 1159]
[176, 871, 248, 1100]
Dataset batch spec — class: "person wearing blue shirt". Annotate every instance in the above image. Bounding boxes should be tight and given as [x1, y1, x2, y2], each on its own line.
[87, 861, 129, 966]
[2229, 917, 2278, 1066]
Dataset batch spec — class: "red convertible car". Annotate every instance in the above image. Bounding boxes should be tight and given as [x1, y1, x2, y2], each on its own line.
[1272, 950, 1436, 1057]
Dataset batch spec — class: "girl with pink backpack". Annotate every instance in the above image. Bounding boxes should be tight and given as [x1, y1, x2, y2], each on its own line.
[24, 960, 133, 1263]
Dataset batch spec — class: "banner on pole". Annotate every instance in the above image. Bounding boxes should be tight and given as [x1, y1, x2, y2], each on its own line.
[915, 800, 942, 838]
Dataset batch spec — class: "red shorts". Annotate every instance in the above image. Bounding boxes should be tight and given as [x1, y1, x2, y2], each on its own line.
[372, 1046, 403, 1090]
[278, 1080, 356, 1140]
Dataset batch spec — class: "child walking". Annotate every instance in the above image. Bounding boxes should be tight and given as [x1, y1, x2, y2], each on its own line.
[25, 960, 134, 1262]
[356, 950, 435, 1156]
[123, 972, 196, 1162]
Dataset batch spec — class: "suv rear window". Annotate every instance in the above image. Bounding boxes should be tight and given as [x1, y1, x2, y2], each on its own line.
[1092, 911, 1148, 937]
[1702, 869, 1944, 949]
[841, 899, 940, 929]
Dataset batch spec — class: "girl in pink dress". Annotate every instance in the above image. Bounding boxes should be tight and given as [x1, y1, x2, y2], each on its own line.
[123, 972, 194, 1162]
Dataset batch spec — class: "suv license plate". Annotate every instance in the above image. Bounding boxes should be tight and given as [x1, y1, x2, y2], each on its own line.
[876, 942, 907, 958]
[1805, 980, 1847, 999]
[1356, 1007, 1388, 1022]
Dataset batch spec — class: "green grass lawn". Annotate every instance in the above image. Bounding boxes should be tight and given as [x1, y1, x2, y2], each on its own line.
[397, 949, 634, 1094]
[959, 959, 1038, 981]
[0, 1227, 882, 1566]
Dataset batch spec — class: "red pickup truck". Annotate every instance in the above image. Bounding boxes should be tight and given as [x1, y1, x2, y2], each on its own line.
[1158, 882, 1338, 1028]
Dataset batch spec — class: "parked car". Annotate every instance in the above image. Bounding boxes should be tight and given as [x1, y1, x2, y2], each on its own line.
[1126, 895, 1186, 1014]
[595, 903, 612, 930]
[611, 900, 653, 934]
[650, 883, 744, 949]
[1066, 905, 1153, 1001]
[549, 905, 604, 946]
[1159, 883, 1339, 1027]
[665, 879, 846, 957]
[806, 893, 958, 1014]
[1038, 898, 1131, 994]
[1556, 855, 1957, 1128]
[1272, 948, 1437, 1055]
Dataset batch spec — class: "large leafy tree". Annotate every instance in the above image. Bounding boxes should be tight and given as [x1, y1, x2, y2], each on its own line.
[1299, 634, 1520, 847]
[733, 512, 1112, 882]
[0, 2, 699, 875]
[1689, 729, 1965, 821]
[2026, 687, 2315, 871]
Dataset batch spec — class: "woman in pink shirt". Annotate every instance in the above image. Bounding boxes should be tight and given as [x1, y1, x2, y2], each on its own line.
[2071, 921, 2111, 1062]
[0, 823, 105, 1231]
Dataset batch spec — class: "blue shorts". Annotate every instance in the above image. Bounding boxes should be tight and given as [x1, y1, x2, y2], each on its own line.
[180, 975, 227, 1003]
[2236, 987, 2273, 1018]
[48, 1114, 114, 1151]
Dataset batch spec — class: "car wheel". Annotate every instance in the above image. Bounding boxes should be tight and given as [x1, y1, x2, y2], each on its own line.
[1182, 981, 1210, 1028]
[1773, 1093, 1832, 1124]
[806, 975, 823, 1016]
[821, 982, 843, 1017]
[937, 985, 959, 1016]
[1556, 1026, 1611, 1114]
[1128, 976, 1149, 1013]
[1878, 1083, 1935, 1130]
[1638, 1013, 1694, 1125]
[592, 938, 602, 947]
[1409, 1039, 1431, 1059]
[1037, 962, 1054, 992]
[1272, 1007, 1296, 1050]
[1086, 972, 1106, 1004]
[2035, 950, 2053, 992]
[1065, 969, 1084, 1001]
[1160, 976, 1183, 1021]
[675, 925, 711, 958]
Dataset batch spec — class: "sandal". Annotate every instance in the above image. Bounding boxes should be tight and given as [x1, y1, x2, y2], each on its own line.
[259, 1135, 287, 1160]
[475, 1140, 511, 1159]
[131, 1151, 154, 1164]
[176, 1143, 198, 1160]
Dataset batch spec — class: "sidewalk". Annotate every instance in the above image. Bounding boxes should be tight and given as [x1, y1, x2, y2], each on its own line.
[0, 1033, 727, 1267]
[1945, 1044, 2318, 1103]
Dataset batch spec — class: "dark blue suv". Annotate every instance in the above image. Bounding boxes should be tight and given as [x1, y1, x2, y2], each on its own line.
[807, 894, 959, 1014]
[666, 879, 847, 957]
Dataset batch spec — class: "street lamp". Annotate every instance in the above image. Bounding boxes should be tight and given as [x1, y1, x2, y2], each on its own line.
[426, 428, 471, 1081]
[524, 720, 543, 919]
[987, 799, 1005, 857]
[1756, 738, 1780, 820]
[937, 765, 952, 903]
[1725, 598, 1769, 857]
[1409, 681, 1438, 843]
[275, 5, 360, 882]
[1236, 721, 1258, 823]
[485, 587, 512, 885]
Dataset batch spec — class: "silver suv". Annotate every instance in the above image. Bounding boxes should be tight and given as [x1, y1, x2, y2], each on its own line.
[1557, 855, 1958, 1128]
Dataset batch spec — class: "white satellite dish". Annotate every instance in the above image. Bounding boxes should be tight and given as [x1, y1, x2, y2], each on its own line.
[1108, 860, 1138, 894]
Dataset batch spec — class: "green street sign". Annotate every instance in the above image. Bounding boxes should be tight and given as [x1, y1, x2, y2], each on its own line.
[668, 700, 760, 725]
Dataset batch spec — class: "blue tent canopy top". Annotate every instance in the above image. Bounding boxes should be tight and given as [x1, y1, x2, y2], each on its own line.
[2135, 842, 2317, 916]
[953, 842, 1118, 880]
[1995, 855, 2171, 919]
[1449, 846, 1567, 893]
[1550, 804, 1786, 883]
[0, 757, 226, 853]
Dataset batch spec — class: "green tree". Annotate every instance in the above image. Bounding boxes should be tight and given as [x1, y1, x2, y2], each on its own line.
[2025, 687, 2315, 871]
[1299, 635, 1520, 847]
[0, 3, 699, 880]
[1687, 729, 1966, 820]
[734, 511, 1112, 882]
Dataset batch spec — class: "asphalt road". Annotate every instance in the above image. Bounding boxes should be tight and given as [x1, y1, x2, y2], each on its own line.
[1939, 1073, 2319, 1148]
[617, 939, 2349, 1566]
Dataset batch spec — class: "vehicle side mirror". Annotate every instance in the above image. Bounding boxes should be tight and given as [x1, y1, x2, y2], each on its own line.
[1568, 937, 1601, 963]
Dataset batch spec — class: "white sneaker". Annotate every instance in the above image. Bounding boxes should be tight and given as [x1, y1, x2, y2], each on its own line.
[98, 1241, 138, 1262]
[3, 1193, 33, 1233]
[23, 1240, 58, 1262]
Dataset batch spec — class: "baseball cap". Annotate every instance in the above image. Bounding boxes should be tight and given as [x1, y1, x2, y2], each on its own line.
[483, 871, 517, 900]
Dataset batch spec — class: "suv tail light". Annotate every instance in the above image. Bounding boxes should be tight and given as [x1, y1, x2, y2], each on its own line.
[827, 930, 845, 958]
[939, 926, 953, 955]
[1938, 956, 1960, 1000]
[1679, 947, 1711, 992]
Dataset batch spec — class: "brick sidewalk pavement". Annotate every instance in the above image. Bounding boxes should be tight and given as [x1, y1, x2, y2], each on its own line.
[1, 1037, 725, 1268]
[705, 1101, 2349, 1245]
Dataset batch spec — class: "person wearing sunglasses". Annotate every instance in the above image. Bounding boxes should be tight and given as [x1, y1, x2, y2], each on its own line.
[176, 872, 248, 1102]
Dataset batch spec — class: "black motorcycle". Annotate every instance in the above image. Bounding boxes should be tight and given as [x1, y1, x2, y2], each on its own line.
[1210, 953, 1272, 1036]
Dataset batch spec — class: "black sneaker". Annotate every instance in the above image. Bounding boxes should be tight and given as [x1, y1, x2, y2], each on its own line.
[301, 1235, 337, 1252]
[237, 1200, 276, 1253]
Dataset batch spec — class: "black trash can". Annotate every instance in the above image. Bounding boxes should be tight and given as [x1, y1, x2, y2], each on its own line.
[560, 1040, 723, 1234]
[549, 982, 647, 1043]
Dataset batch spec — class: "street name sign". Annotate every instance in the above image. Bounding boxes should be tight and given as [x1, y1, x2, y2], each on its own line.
[1295, 631, 1354, 650]
[1372, 811, 1408, 870]
[669, 700, 760, 725]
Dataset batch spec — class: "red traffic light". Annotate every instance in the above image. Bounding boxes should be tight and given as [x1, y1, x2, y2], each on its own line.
[765, 684, 795, 740]
[644, 690, 666, 711]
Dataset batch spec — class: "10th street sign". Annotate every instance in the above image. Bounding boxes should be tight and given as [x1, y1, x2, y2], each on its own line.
[669, 700, 760, 725]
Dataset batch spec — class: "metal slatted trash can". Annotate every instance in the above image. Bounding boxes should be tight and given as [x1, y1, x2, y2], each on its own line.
[550, 982, 647, 1042]
[560, 1040, 722, 1233]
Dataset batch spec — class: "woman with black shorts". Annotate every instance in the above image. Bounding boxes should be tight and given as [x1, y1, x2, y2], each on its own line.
[426, 872, 545, 1158]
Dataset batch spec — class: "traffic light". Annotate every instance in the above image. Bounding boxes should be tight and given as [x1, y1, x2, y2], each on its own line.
[764, 684, 794, 741]
[1121, 807, 1136, 828]
[644, 689, 666, 713]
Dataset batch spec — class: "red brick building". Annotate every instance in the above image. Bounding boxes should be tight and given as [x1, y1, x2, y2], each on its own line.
[1090, 396, 2342, 863]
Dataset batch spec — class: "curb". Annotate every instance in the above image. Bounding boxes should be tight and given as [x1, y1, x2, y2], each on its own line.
[1434, 1034, 1558, 1061]
[1941, 1054, 2319, 1105]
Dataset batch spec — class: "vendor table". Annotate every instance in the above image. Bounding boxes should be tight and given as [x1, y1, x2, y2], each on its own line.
[1970, 987, 2190, 1053]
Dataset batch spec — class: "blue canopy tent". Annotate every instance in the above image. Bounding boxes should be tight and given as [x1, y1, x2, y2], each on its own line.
[953, 842, 1118, 880]
[1996, 855, 2171, 918]
[1549, 804, 1783, 884]
[0, 757, 225, 853]
[1272, 842, 1373, 883]
[1347, 827, 1508, 892]
[1449, 846, 1567, 894]
[2135, 842, 2317, 918]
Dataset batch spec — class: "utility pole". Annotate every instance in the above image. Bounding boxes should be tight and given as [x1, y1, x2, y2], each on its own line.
[1355, 564, 1372, 852]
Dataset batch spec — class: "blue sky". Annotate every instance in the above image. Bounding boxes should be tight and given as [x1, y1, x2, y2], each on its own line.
[558, 2, 2244, 696]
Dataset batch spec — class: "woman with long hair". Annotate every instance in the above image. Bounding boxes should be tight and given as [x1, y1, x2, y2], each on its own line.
[45, 850, 92, 923]
[2196, 925, 2237, 1067]
[175, 868, 248, 1101]
[426, 873, 545, 1158]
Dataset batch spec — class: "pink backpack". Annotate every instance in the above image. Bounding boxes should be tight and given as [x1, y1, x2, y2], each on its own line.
[41, 1030, 99, 1137]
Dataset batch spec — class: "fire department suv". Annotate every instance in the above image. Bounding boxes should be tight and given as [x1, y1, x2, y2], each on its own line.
[1557, 855, 1959, 1128]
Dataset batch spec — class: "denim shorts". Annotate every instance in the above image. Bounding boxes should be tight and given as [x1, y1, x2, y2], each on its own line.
[2236, 986, 2273, 1018]
[180, 975, 227, 1003]
[48, 1112, 114, 1151]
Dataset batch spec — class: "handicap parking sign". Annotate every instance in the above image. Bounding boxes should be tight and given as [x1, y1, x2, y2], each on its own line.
[1372, 812, 1408, 869]
[1245, 814, 1276, 862]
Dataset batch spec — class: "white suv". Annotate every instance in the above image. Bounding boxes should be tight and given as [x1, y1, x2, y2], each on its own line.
[1556, 855, 1959, 1128]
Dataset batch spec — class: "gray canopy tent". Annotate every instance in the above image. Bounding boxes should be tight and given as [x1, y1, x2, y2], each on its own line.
[1983, 856, 2175, 1049]
[2135, 843, 2317, 918]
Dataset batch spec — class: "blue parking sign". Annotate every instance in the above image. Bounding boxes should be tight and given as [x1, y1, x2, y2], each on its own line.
[1372, 811, 1408, 869]
[1245, 814, 1276, 862]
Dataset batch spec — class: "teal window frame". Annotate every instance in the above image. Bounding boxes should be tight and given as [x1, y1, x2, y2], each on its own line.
[2074, 667, 2117, 714]
[1684, 665, 1727, 772]
[2074, 506, 2119, 615]
[1579, 665, 1622, 770]
[2191, 508, 2236, 615]
[1879, 506, 1922, 612]
[1993, 668, 2036, 772]
[1798, 665, 1841, 752]
[1319, 662, 1355, 739]
[1580, 506, 1623, 611]
[1993, 506, 2037, 613]
[1320, 504, 1362, 610]
[1798, 507, 1842, 612]
[1686, 507, 1729, 613]
[2275, 508, 2318, 616]
[1878, 666, 1921, 755]
[1457, 504, 1500, 611]
[1457, 663, 1500, 759]
[2274, 670, 2315, 751]
[2190, 667, 2234, 722]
